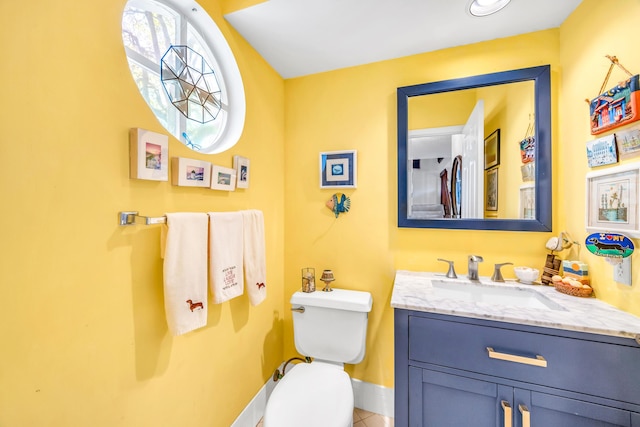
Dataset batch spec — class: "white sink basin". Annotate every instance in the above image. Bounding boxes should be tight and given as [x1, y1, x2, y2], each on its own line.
[431, 279, 565, 311]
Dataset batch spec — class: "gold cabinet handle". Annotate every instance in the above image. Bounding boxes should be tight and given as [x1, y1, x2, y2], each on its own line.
[519, 404, 531, 427]
[501, 400, 512, 427]
[486, 347, 547, 368]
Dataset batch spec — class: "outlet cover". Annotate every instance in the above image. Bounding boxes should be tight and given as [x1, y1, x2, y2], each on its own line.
[614, 257, 632, 286]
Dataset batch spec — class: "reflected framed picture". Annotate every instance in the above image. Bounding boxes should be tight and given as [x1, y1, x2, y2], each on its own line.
[171, 157, 211, 187]
[519, 183, 535, 219]
[211, 165, 237, 191]
[486, 167, 498, 211]
[586, 162, 640, 237]
[320, 150, 357, 188]
[484, 129, 500, 170]
[129, 128, 169, 181]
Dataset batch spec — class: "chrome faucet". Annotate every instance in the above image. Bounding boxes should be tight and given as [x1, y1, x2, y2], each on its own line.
[468, 255, 484, 281]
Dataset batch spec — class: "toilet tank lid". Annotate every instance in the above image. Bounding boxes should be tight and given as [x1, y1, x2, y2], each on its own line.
[291, 288, 372, 312]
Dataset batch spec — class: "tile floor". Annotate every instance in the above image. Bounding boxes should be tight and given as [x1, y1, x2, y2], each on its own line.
[353, 408, 394, 427]
[255, 408, 394, 427]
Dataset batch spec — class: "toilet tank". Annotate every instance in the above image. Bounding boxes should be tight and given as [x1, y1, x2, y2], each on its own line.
[290, 289, 373, 364]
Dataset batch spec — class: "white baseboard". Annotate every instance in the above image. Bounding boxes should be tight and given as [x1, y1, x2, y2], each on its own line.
[231, 368, 394, 426]
[230, 381, 267, 427]
[351, 378, 394, 418]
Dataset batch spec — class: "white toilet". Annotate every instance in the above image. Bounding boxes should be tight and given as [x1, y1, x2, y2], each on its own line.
[263, 288, 373, 427]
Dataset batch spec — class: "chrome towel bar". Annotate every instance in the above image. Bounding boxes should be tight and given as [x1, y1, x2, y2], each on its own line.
[118, 211, 166, 226]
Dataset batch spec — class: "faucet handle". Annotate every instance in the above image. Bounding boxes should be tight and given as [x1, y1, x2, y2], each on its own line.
[437, 258, 458, 279]
[491, 262, 513, 282]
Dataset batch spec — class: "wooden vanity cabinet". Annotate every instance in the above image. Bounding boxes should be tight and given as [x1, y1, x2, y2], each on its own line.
[395, 309, 640, 427]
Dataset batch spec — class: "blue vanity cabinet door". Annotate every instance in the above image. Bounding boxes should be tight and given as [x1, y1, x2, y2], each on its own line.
[526, 392, 632, 427]
[410, 366, 513, 427]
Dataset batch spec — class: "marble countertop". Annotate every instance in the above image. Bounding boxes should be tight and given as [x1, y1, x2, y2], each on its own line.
[391, 270, 640, 340]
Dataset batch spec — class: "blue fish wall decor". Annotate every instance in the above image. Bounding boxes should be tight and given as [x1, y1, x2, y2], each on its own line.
[326, 193, 351, 218]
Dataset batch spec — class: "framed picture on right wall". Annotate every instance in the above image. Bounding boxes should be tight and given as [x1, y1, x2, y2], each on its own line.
[585, 162, 640, 237]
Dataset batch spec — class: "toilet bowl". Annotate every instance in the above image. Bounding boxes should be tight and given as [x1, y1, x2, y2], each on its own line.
[263, 289, 372, 427]
[263, 362, 353, 427]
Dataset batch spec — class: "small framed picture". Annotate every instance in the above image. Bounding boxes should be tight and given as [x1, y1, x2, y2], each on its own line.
[519, 183, 535, 219]
[586, 162, 640, 237]
[484, 129, 500, 170]
[616, 126, 640, 160]
[233, 155, 250, 189]
[210, 165, 237, 191]
[586, 134, 618, 167]
[320, 150, 357, 188]
[129, 128, 169, 181]
[171, 157, 211, 187]
[486, 167, 498, 211]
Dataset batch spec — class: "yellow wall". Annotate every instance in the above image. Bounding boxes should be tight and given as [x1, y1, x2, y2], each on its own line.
[0, 0, 285, 425]
[284, 30, 561, 388]
[3, 0, 640, 425]
[559, 0, 640, 314]
[480, 81, 535, 218]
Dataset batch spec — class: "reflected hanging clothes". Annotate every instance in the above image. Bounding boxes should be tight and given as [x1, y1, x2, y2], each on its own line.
[440, 169, 452, 218]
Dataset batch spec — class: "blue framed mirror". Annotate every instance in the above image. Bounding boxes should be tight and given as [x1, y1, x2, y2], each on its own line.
[397, 65, 552, 231]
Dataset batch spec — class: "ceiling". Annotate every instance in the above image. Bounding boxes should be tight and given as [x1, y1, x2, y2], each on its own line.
[224, 0, 582, 79]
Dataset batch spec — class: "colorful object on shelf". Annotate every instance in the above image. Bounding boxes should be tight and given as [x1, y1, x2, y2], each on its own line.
[520, 136, 535, 164]
[589, 56, 640, 135]
[326, 193, 351, 218]
[562, 260, 590, 285]
[585, 232, 634, 258]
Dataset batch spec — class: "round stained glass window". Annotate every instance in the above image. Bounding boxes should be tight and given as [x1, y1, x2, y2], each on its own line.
[122, 0, 245, 153]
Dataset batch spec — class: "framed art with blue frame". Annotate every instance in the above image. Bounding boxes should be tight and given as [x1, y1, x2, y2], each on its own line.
[319, 150, 357, 188]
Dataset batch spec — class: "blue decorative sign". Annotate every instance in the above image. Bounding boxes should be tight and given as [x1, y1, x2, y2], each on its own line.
[585, 232, 634, 258]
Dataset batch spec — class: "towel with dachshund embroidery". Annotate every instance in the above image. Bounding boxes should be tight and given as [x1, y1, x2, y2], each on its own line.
[242, 210, 267, 306]
[162, 212, 208, 335]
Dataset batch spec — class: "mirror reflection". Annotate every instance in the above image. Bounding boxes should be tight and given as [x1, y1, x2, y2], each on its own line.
[397, 65, 552, 232]
[407, 81, 535, 220]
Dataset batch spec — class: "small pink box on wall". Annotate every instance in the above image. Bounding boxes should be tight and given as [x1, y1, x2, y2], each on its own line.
[129, 128, 169, 181]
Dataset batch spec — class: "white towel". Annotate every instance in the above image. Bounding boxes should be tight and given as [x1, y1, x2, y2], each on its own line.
[242, 210, 267, 306]
[162, 213, 208, 336]
[208, 212, 244, 303]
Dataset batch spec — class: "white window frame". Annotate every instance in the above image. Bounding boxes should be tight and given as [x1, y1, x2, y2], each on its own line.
[122, 0, 245, 154]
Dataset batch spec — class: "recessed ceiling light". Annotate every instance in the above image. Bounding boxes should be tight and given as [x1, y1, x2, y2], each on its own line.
[468, 0, 511, 17]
